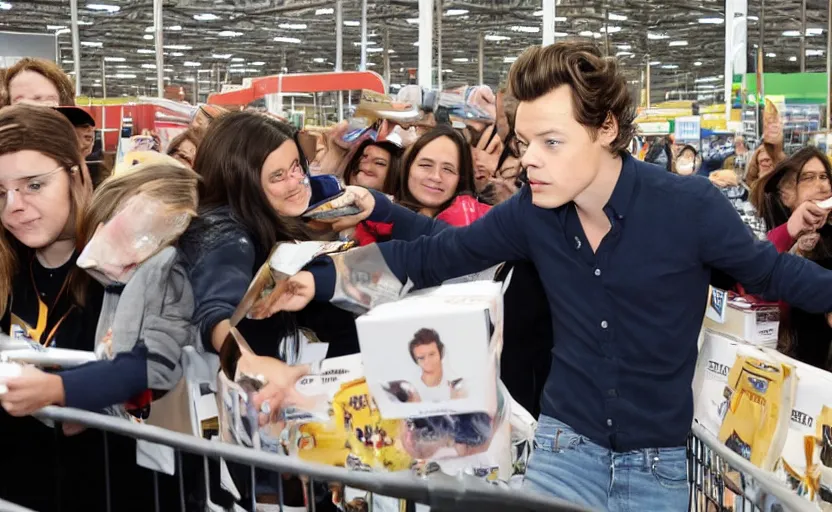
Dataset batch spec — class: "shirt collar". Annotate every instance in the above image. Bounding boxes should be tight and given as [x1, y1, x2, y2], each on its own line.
[605, 153, 637, 220]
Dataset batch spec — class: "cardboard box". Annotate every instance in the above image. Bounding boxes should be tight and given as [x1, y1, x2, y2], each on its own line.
[355, 281, 502, 419]
[703, 289, 780, 345]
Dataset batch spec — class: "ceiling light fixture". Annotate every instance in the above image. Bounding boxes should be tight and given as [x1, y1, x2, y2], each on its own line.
[789, 56, 798, 61]
[164, 44, 192, 50]
[313, 58, 326, 63]
[579, 30, 593, 37]
[136, 49, 154, 54]
[85, 3, 119, 12]
[695, 76, 721, 83]
[81, 41, 103, 47]
[366, 47, 383, 53]
[617, 44, 632, 50]
[406, 18, 419, 24]
[648, 32, 669, 40]
[231, 57, 245, 62]
[344, 21, 360, 27]
[0, 2, 11, 9]
[807, 49, 825, 56]
[279, 23, 307, 30]
[698, 18, 724, 24]
[273, 36, 301, 43]
[170, 52, 184, 57]
[600, 26, 621, 33]
[183, 61, 201, 67]
[661, 64, 679, 69]
[503, 56, 518, 64]
[47, 25, 67, 30]
[766, 52, 776, 58]
[669, 40, 688, 46]
[251, 61, 266, 66]
[315, 8, 333, 15]
[104, 56, 125, 62]
[649, 60, 661, 66]
[445, 9, 468, 15]
[484, 34, 510, 41]
[782, 30, 801, 37]
[694, 61, 703, 66]
[141, 64, 157, 69]
[608, 13, 627, 21]
[442, 69, 453, 73]
[168, 25, 182, 31]
[807, 28, 824, 36]
[532, 11, 566, 21]
[453, 58, 469, 62]
[55, 28, 70, 36]
[193, 13, 220, 21]
[212, 53, 233, 59]
[510, 25, 540, 33]
[218, 30, 242, 37]
[112, 73, 137, 79]
[616, 51, 634, 57]
[143, 34, 153, 40]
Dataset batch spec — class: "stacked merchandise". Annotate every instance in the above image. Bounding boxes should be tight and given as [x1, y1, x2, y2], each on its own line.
[217, 244, 535, 511]
[695, 288, 832, 510]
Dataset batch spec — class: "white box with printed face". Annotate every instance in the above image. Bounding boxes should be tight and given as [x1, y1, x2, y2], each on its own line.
[355, 281, 502, 419]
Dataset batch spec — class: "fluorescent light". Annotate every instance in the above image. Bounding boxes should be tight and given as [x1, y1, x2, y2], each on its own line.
[766, 52, 776, 58]
[366, 47, 383, 53]
[315, 7, 333, 15]
[231, 57, 245, 62]
[104, 56, 125, 62]
[0, 2, 11, 10]
[503, 57, 517, 64]
[112, 73, 136, 79]
[230, 63, 245, 67]
[406, 18, 419, 24]
[64, 60, 74, 64]
[452, 58, 469, 62]
[617, 44, 632, 50]
[484, 34, 510, 42]
[789, 56, 797, 62]
[168, 25, 182, 31]
[81, 41, 103, 47]
[616, 51, 634, 57]
[141, 64, 157, 69]
[183, 61, 201, 67]
[136, 49, 154, 54]
[115, 65, 131, 69]
[532, 11, 566, 21]
[212, 53, 233, 59]
[143, 34, 153, 40]
[55, 28, 71, 36]
[229, 68, 249, 74]
[808, 49, 825, 56]
[782, 30, 801, 37]
[352, 41, 376, 46]
[193, 13, 220, 21]
[313, 58, 326, 63]
[251, 61, 266, 66]
[278, 23, 307, 30]
[86, 3, 119, 12]
[366, 62, 376, 67]
[695, 76, 721, 83]
[47, 25, 67, 30]
[661, 64, 679, 69]
[649, 61, 661, 66]
[218, 31, 242, 37]
[579, 31, 593, 37]
[445, 9, 468, 15]
[170, 52, 184, 57]
[608, 13, 627, 21]
[442, 69, 453, 73]
[273, 36, 301, 43]
[388, 49, 396, 53]
[698, 17, 724, 24]
[808, 28, 824, 36]
[510, 26, 540, 33]
[669, 40, 688, 46]
[344, 21, 360, 27]
[694, 61, 703, 66]
[648, 32, 669, 40]
[77, 20, 92, 25]
[600, 26, 621, 33]
[164, 44, 191, 50]
[412, 42, 420, 46]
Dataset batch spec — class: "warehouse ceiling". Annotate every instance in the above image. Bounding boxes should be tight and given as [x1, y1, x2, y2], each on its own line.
[0, 0, 829, 106]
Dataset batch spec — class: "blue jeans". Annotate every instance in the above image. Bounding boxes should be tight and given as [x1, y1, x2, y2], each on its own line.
[524, 415, 689, 511]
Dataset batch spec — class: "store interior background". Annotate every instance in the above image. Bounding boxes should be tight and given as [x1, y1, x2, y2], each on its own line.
[0, 0, 829, 150]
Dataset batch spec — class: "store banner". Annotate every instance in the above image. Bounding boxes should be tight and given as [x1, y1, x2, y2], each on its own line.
[674, 115, 701, 142]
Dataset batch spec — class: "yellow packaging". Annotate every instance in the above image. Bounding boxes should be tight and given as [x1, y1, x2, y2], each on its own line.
[718, 356, 795, 470]
[293, 378, 412, 472]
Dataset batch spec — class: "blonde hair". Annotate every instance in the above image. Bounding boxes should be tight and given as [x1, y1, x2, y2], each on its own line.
[0, 105, 92, 313]
[78, 159, 201, 249]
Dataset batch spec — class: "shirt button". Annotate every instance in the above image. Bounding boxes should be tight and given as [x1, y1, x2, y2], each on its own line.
[607, 418, 613, 427]
[601, 320, 608, 329]
[594, 268, 601, 277]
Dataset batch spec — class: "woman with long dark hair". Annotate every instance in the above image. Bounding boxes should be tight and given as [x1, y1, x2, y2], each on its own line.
[355, 125, 490, 245]
[342, 138, 402, 194]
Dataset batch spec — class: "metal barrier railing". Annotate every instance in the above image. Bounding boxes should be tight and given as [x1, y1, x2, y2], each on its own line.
[689, 422, 816, 512]
[26, 406, 591, 512]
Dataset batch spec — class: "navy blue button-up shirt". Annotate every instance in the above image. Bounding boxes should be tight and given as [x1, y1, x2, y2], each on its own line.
[312, 153, 832, 452]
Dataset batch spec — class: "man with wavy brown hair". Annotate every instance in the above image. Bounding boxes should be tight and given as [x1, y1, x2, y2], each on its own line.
[3, 57, 75, 107]
[268, 41, 832, 510]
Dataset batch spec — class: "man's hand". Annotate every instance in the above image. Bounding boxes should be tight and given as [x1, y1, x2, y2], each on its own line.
[2, 366, 65, 417]
[311, 186, 377, 232]
[787, 201, 830, 239]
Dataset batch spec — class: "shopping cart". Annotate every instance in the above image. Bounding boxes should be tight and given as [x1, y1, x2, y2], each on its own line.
[688, 422, 816, 512]
[8, 405, 590, 512]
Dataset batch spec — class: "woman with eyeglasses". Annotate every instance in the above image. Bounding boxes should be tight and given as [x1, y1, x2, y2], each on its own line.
[178, 111, 360, 508]
[0, 105, 175, 512]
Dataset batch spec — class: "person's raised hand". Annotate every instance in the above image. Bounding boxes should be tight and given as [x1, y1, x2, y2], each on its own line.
[269, 271, 317, 314]
[787, 200, 831, 239]
[309, 186, 377, 232]
[239, 353, 310, 426]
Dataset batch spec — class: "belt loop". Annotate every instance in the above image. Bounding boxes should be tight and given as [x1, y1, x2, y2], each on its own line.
[646, 448, 659, 471]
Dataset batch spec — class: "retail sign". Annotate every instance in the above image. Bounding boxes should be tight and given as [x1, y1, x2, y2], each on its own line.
[637, 121, 671, 135]
[674, 116, 701, 141]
